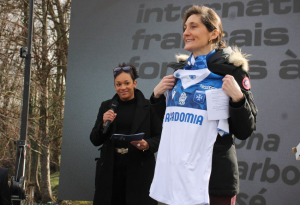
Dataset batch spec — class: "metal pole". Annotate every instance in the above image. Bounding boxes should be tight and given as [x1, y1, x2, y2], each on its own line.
[11, 0, 34, 204]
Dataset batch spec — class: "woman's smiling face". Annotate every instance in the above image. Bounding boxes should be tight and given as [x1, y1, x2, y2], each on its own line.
[115, 72, 137, 101]
[183, 14, 216, 56]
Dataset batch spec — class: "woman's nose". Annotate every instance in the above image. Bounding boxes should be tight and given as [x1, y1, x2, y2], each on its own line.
[183, 28, 189, 37]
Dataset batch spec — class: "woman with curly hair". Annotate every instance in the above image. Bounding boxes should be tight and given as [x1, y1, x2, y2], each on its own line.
[90, 63, 161, 205]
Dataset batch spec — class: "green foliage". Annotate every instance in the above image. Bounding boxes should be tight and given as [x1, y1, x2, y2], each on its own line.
[50, 172, 60, 197]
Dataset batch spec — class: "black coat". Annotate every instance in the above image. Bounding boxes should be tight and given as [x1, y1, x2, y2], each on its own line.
[151, 48, 258, 196]
[0, 167, 11, 205]
[90, 89, 161, 205]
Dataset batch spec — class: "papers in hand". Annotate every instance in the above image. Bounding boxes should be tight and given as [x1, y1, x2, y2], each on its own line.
[110, 133, 144, 142]
[206, 89, 229, 120]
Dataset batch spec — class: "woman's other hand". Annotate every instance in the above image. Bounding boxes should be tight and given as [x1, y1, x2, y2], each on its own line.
[222, 75, 244, 102]
[153, 75, 176, 98]
[131, 139, 149, 151]
[103, 110, 117, 126]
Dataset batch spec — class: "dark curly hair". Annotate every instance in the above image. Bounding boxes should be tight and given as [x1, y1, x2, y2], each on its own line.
[113, 63, 139, 81]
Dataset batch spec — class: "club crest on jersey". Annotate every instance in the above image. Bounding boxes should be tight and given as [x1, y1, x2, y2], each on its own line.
[242, 77, 251, 90]
[189, 75, 196, 80]
[193, 90, 206, 104]
[184, 75, 196, 82]
[179, 92, 187, 105]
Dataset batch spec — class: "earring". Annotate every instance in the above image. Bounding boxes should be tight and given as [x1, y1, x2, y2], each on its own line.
[208, 39, 212, 43]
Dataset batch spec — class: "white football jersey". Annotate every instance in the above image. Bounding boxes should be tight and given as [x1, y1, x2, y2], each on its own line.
[150, 69, 228, 205]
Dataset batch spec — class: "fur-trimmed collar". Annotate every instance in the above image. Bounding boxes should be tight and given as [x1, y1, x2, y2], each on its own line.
[175, 46, 250, 71]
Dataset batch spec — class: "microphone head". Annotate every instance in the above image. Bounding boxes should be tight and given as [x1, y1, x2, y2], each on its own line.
[110, 100, 119, 112]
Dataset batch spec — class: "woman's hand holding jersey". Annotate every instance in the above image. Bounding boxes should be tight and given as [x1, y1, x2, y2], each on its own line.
[222, 74, 244, 102]
[153, 75, 176, 98]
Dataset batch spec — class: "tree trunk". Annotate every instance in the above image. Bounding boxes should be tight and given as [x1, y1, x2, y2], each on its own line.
[39, 79, 52, 203]
[29, 138, 41, 201]
[39, 0, 52, 202]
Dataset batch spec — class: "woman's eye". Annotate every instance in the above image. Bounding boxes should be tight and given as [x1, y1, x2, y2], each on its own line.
[125, 82, 129, 85]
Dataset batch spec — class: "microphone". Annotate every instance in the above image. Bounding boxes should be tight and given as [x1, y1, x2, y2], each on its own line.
[103, 100, 119, 134]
